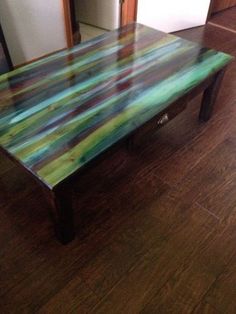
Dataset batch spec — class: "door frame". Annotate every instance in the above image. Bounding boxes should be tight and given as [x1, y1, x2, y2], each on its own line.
[62, 0, 74, 48]
[62, 0, 138, 48]
[121, 0, 138, 26]
[0, 24, 13, 71]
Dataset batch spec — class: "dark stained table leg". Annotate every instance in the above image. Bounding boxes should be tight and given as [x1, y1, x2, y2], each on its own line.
[50, 187, 75, 244]
[199, 68, 226, 122]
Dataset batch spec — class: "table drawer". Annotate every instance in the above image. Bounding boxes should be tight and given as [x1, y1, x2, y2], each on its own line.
[129, 98, 188, 146]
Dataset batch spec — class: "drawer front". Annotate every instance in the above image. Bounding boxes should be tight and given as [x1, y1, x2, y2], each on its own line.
[129, 99, 188, 145]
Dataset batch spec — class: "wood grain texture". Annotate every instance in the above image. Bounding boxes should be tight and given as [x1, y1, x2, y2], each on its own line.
[210, 6, 236, 30]
[205, 256, 236, 313]
[62, 0, 74, 48]
[38, 275, 99, 314]
[0, 9, 236, 313]
[175, 138, 236, 219]
[141, 259, 216, 314]
[121, 0, 138, 26]
[193, 301, 220, 313]
[211, 0, 236, 14]
[90, 198, 218, 313]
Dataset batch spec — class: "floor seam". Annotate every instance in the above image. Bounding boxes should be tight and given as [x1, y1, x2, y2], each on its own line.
[208, 22, 236, 34]
[195, 201, 221, 221]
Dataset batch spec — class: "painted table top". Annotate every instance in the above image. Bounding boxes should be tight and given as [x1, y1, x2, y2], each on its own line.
[0, 23, 233, 189]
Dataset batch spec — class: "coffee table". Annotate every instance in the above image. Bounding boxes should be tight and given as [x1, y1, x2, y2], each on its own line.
[0, 23, 233, 244]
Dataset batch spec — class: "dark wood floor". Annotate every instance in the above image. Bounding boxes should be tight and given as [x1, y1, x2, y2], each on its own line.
[0, 13, 236, 314]
[210, 6, 236, 31]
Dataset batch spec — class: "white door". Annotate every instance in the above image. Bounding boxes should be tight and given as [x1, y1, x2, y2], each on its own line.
[76, 0, 120, 30]
[137, 0, 211, 33]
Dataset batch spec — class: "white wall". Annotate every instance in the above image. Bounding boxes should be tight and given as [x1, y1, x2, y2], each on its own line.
[0, 0, 67, 66]
[137, 0, 211, 33]
[75, 0, 120, 30]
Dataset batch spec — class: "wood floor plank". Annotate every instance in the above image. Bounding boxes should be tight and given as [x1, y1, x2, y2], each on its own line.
[38, 275, 99, 314]
[175, 138, 236, 220]
[78, 186, 215, 299]
[0, 163, 38, 205]
[0, 153, 14, 174]
[78, 211, 166, 299]
[204, 255, 236, 314]
[192, 301, 220, 314]
[90, 197, 218, 313]
[0, 147, 169, 312]
[142, 193, 236, 313]
[196, 223, 236, 278]
[210, 7, 236, 31]
[141, 258, 216, 314]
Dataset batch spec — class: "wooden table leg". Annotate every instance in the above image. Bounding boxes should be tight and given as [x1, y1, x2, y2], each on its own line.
[199, 68, 226, 122]
[50, 187, 75, 244]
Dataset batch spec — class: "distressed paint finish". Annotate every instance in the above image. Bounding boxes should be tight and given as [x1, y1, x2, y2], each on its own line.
[0, 23, 233, 189]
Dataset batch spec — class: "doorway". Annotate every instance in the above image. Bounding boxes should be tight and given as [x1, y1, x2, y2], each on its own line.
[63, 0, 217, 48]
[63, 0, 138, 48]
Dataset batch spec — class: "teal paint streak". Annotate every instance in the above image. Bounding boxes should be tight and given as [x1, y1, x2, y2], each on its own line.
[0, 23, 233, 189]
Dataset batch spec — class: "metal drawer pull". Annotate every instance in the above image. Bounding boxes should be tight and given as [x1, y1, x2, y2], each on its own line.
[157, 113, 169, 125]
